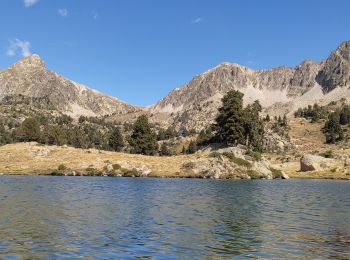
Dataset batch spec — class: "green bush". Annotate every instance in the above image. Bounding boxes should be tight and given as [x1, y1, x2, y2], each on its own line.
[51, 169, 64, 176]
[320, 150, 334, 158]
[121, 168, 138, 177]
[247, 170, 262, 179]
[85, 167, 102, 176]
[209, 152, 221, 158]
[223, 152, 252, 168]
[58, 164, 67, 171]
[245, 149, 262, 161]
[270, 168, 283, 179]
[51, 164, 68, 175]
[112, 164, 121, 170]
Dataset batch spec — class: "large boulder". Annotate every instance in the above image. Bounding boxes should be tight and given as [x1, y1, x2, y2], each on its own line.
[300, 154, 337, 172]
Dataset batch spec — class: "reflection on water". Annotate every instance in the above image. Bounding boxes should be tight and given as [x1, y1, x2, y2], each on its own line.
[0, 177, 349, 259]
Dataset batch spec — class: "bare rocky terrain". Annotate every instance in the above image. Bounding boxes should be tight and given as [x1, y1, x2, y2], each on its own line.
[150, 41, 350, 130]
[0, 55, 140, 118]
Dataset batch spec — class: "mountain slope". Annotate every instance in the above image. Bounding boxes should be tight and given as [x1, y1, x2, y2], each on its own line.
[150, 41, 350, 130]
[0, 54, 140, 118]
[150, 60, 321, 130]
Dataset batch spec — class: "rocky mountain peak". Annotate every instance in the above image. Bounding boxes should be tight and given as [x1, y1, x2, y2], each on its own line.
[11, 54, 46, 69]
[0, 54, 139, 118]
[316, 40, 350, 92]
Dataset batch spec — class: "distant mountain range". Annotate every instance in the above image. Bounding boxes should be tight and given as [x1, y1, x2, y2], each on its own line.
[1, 40, 350, 130]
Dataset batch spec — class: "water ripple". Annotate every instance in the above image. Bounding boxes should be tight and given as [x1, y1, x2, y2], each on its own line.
[0, 177, 349, 259]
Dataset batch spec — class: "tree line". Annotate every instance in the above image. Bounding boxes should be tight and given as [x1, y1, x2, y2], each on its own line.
[0, 90, 289, 155]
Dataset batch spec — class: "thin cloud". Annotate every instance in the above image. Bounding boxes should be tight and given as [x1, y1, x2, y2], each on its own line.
[6, 39, 31, 57]
[58, 8, 68, 17]
[23, 0, 39, 7]
[191, 17, 203, 24]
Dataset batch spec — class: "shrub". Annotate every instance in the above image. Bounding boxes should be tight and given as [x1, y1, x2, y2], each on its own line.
[51, 164, 68, 175]
[85, 167, 101, 176]
[270, 168, 283, 179]
[121, 168, 138, 177]
[58, 164, 67, 171]
[209, 152, 221, 158]
[245, 149, 262, 161]
[112, 164, 121, 170]
[247, 170, 262, 179]
[320, 150, 334, 158]
[223, 152, 252, 168]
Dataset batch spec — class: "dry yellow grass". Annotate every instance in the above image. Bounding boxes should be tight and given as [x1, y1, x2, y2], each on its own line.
[0, 142, 200, 177]
[266, 117, 350, 180]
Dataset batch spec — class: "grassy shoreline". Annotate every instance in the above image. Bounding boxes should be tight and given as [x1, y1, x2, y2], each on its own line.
[0, 142, 349, 180]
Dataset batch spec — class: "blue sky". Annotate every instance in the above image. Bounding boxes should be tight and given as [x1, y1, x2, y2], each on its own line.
[1, 0, 350, 106]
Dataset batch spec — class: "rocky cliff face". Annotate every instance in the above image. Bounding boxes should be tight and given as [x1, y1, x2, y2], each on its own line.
[150, 59, 321, 130]
[0, 54, 140, 118]
[150, 41, 350, 130]
[316, 41, 350, 92]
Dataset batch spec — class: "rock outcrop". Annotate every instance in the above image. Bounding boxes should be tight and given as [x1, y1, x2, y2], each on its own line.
[316, 41, 350, 92]
[262, 129, 295, 153]
[182, 156, 251, 179]
[182, 152, 280, 180]
[300, 154, 338, 172]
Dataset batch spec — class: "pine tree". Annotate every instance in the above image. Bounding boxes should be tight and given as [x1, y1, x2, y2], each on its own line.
[187, 140, 198, 154]
[215, 90, 245, 145]
[0, 124, 12, 145]
[47, 125, 67, 146]
[16, 117, 41, 142]
[324, 112, 343, 143]
[67, 127, 89, 149]
[159, 142, 172, 156]
[129, 115, 158, 155]
[108, 127, 125, 151]
[339, 105, 350, 125]
[196, 128, 214, 146]
[244, 100, 264, 151]
[282, 114, 288, 126]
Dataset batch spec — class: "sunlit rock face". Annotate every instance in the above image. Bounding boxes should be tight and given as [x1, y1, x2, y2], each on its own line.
[150, 41, 350, 131]
[0, 54, 140, 118]
[316, 41, 350, 92]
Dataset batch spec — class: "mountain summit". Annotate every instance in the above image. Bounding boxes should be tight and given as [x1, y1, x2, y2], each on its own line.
[0, 54, 140, 118]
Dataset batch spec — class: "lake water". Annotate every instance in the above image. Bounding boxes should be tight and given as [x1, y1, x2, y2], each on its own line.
[0, 177, 349, 259]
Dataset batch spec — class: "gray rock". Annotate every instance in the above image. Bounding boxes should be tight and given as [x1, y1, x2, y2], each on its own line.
[300, 154, 337, 172]
[281, 171, 290, 179]
[316, 41, 350, 92]
[252, 158, 273, 179]
[216, 147, 244, 159]
[106, 164, 114, 172]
